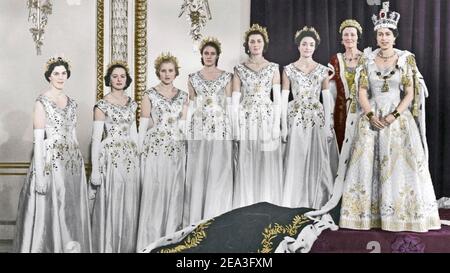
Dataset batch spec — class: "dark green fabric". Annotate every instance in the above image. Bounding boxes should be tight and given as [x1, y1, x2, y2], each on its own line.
[152, 202, 317, 253]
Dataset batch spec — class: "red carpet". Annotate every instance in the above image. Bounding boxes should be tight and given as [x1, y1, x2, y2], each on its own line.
[310, 209, 450, 253]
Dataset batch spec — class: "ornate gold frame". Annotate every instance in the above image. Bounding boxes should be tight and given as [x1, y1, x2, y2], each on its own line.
[134, 0, 147, 121]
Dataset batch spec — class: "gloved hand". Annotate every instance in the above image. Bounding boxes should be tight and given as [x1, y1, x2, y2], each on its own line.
[90, 121, 104, 186]
[33, 129, 47, 194]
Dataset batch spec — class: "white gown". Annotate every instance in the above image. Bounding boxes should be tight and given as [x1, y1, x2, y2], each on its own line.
[90, 97, 140, 252]
[339, 49, 441, 232]
[233, 63, 283, 208]
[14, 95, 91, 253]
[136, 88, 188, 251]
[282, 63, 338, 209]
[183, 71, 233, 226]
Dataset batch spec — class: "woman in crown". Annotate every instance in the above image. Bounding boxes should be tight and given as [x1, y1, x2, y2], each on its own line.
[183, 37, 233, 226]
[14, 56, 92, 252]
[308, 2, 441, 232]
[232, 24, 283, 208]
[136, 53, 189, 250]
[328, 19, 364, 153]
[280, 27, 337, 209]
[89, 61, 140, 252]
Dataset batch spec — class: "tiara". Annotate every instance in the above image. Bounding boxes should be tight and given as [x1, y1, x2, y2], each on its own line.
[244, 24, 269, 43]
[372, 1, 400, 31]
[45, 56, 71, 72]
[199, 36, 222, 55]
[154, 52, 180, 71]
[107, 60, 130, 73]
[295, 26, 321, 44]
[339, 19, 363, 34]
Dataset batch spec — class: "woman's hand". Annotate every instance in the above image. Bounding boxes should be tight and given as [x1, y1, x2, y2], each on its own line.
[369, 116, 386, 130]
[382, 114, 396, 126]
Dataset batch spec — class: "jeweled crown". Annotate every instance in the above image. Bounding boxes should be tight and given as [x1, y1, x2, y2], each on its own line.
[372, 1, 400, 31]
[295, 26, 321, 44]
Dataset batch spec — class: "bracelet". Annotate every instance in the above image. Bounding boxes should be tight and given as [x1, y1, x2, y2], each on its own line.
[366, 111, 374, 119]
[391, 110, 400, 119]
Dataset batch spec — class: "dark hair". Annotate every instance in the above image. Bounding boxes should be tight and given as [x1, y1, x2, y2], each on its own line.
[155, 61, 180, 78]
[44, 60, 71, 82]
[295, 31, 320, 48]
[243, 31, 269, 55]
[200, 42, 220, 66]
[375, 28, 399, 38]
[104, 64, 133, 90]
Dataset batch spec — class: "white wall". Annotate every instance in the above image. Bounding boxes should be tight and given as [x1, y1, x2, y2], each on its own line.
[147, 0, 251, 90]
[0, 0, 250, 251]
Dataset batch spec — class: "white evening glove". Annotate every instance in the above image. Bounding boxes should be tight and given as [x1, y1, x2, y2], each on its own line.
[33, 129, 47, 194]
[231, 91, 241, 140]
[138, 117, 150, 153]
[272, 84, 281, 139]
[90, 121, 104, 186]
[322, 89, 332, 138]
[281, 89, 290, 142]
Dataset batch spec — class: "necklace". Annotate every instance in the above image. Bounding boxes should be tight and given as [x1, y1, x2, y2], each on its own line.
[377, 51, 396, 62]
[343, 53, 361, 62]
[248, 58, 266, 66]
[376, 65, 399, 92]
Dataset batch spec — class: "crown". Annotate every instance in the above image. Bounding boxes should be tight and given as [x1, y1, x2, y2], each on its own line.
[244, 24, 269, 43]
[339, 19, 363, 34]
[154, 52, 180, 71]
[199, 36, 222, 55]
[295, 26, 321, 44]
[372, 1, 400, 31]
[107, 60, 130, 73]
[45, 56, 71, 72]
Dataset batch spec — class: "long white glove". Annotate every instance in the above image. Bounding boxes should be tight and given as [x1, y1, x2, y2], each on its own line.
[281, 89, 290, 142]
[231, 91, 241, 140]
[33, 129, 47, 194]
[322, 89, 332, 138]
[272, 84, 281, 139]
[138, 117, 151, 153]
[90, 121, 104, 186]
[72, 127, 79, 146]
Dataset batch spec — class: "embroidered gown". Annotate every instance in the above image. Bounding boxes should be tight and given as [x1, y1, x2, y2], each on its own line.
[282, 63, 338, 209]
[339, 49, 441, 232]
[183, 71, 233, 226]
[90, 98, 140, 252]
[233, 63, 283, 208]
[136, 88, 188, 251]
[14, 95, 91, 253]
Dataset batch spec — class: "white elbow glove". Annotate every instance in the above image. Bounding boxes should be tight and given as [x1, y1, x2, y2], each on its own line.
[231, 91, 241, 139]
[138, 117, 150, 152]
[90, 121, 104, 186]
[281, 89, 290, 142]
[272, 84, 281, 139]
[130, 121, 138, 149]
[322, 89, 332, 137]
[33, 129, 47, 194]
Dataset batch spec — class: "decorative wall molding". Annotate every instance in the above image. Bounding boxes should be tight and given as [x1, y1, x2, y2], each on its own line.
[134, 0, 147, 121]
[111, 0, 128, 61]
[96, 0, 105, 101]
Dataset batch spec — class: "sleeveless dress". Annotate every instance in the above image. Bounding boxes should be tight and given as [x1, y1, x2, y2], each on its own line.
[90, 97, 140, 252]
[14, 95, 91, 252]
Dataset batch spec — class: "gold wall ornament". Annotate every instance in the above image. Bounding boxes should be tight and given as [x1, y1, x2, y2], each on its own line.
[96, 0, 105, 102]
[27, 0, 53, 55]
[178, 0, 212, 42]
[134, 0, 148, 125]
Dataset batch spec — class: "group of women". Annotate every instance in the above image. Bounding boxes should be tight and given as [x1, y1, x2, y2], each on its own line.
[13, 3, 441, 253]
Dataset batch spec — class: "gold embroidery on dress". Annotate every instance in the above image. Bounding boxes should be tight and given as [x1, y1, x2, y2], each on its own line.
[157, 219, 214, 253]
[258, 214, 311, 253]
